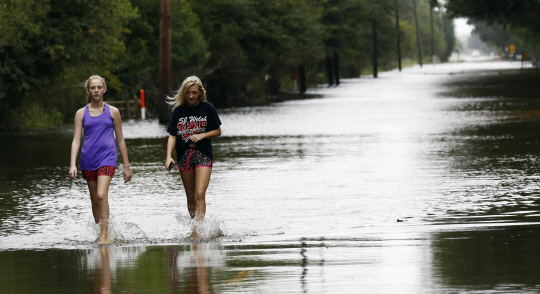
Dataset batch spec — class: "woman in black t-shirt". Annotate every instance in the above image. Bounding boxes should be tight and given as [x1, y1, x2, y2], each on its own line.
[165, 76, 222, 240]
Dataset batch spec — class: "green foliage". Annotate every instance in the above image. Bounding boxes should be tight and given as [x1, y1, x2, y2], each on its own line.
[0, 0, 456, 130]
[445, 0, 540, 56]
[9, 103, 64, 130]
[468, 20, 519, 53]
[0, 0, 51, 51]
[0, 0, 137, 130]
[398, 20, 417, 59]
[446, 0, 540, 34]
[441, 13, 455, 61]
[189, 0, 326, 103]
[114, 0, 208, 115]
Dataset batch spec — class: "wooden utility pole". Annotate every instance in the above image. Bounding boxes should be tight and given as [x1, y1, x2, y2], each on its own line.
[159, 0, 172, 123]
[430, 1, 435, 64]
[412, 0, 422, 67]
[395, 0, 402, 71]
[333, 53, 340, 85]
[326, 56, 334, 86]
[372, 18, 378, 78]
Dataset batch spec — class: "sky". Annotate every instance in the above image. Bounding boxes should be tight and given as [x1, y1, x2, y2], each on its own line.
[454, 17, 474, 41]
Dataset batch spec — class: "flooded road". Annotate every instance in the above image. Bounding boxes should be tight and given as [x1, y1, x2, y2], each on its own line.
[1, 61, 540, 293]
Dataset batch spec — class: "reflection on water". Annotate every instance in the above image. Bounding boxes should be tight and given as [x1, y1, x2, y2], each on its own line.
[93, 248, 112, 294]
[2, 62, 540, 292]
[432, 225, 540, 293]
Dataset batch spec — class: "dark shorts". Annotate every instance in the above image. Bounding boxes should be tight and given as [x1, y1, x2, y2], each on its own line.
[178, 148, 212, 171]
[82, 166, 116, 181]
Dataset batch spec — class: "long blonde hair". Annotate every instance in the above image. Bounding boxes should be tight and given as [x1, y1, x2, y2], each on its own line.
[167, 76, 207, 109]
[84, 75, 107, 104]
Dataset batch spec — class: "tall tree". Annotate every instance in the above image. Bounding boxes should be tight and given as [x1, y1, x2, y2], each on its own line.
[114, 0, 208, 118]
[441, 12, 456, 62]
[159, 0, 171, 123]
[412, 0, 423, 66]
[395, 0, 402, 71]
[190, 0, 325, 104]
[446, 0, 540, 54]
[0, 0, 136, 130]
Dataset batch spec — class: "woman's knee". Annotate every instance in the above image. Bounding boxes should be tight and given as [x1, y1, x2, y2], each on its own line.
[194, 191, 206, 202]
[185, 189, 196, 199]
[92, 191, 107, 204]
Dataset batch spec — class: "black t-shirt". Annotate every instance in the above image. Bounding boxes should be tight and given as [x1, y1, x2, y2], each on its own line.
[167, 102, 222, 160]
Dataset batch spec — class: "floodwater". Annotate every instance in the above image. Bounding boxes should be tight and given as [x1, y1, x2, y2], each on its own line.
[2, 61, 540, 293]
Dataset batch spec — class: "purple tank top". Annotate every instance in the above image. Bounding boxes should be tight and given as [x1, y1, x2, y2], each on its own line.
[80, 103, 117, 170]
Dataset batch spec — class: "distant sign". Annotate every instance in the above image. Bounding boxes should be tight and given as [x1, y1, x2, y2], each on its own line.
[509, 44, 516, 54]
[523, 53, 527, 61]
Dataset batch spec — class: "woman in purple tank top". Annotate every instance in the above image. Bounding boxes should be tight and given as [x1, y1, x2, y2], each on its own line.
[69, 75, 132, 244]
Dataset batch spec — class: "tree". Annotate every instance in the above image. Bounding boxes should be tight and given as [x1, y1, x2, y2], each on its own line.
[113, 0, 208, 118]
[190, 0, 325, 105]
[0, 0, 136, 130]
[441, 12, 455, 62]
[445, 0, 540, 55]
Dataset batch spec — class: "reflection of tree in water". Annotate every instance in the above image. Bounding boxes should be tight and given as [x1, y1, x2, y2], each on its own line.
[427, 119, 540, 223]
[300, 238, 326, 294]
[86, 244, 224, 292]
[432, 226, 540, 291]
[428, 70, 540, 223]
[440, 69, 540, 100]
[301, 241, 307, 293]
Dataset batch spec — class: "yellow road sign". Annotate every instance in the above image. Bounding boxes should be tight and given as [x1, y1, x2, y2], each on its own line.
[509, 44, 516, 54]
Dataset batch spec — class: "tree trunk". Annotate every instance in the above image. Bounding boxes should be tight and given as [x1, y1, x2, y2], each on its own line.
[372, 18, 378, 78]
[430, 1, 435, 63]
[159, 0, 172, 123]
[333, 53, 340, 85]
[326, 56, 334, 86]
[299, 64, 307, 93]
[412, 0, 423, 67]
[395, 0, 402, 71]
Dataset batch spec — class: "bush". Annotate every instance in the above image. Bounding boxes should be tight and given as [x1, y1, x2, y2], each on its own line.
[15, 103, 64, 129]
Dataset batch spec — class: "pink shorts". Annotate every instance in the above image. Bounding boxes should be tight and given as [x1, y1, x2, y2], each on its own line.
[178, 149, 212, 171]
[82, 166, 116, 181]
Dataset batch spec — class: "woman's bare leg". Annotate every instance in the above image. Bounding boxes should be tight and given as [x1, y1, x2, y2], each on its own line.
[87, 175, 112, 244]
[194, 167, 211, 222]
[180, 170, 196, 218]
[180, 167, 212, 239]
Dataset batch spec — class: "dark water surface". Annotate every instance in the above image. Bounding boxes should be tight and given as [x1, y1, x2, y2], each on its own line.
[2, 62, 540, 293]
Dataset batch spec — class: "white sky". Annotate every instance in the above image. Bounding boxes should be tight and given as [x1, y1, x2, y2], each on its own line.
[454, 18, 474, 38]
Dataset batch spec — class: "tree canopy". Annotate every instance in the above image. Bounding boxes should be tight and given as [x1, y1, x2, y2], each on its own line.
[0, 0, 454, 131]
[445, 0, 540, 54]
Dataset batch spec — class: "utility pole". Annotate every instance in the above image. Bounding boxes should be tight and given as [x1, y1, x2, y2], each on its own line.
[159, 0, 172, 123]
[326, 56, 334, 86]
[371, 0, 379, 78]
[333, 53, 340, 85]
[372, 18, 378, 78]
[395, 0, 402, 71]
[430, 0, 435, 64]
[412, 0, 422, 67]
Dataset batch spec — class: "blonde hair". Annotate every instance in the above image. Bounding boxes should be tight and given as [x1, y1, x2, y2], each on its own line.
[167, 76, 207, 109]
[84, 75, 107, 104]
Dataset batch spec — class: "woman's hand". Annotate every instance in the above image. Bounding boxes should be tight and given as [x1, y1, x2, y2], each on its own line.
[69, 166, 78, 180]
[123, 166, 132, 183]
[165, 158, 176, 171]
[189, 133, 205, 143]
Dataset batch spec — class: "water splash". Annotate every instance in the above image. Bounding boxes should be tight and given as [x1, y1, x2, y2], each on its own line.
[175, 213, 225, 242]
